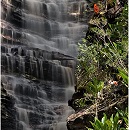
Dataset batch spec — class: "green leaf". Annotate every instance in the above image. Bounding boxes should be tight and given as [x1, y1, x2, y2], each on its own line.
[106, 120, 112, 129]
[87, 82, 96, 94]
[123, 117, 128, 125]
[97, 81, 104, 92]
[110, 114, 114, 129]
[114, 113, 119, 129]
[110, 114, 114, 123]
[95, 118, 103, 129]
[118, 68, 128, 85]
[87, 128, 94, 130]
[82, 38, 87, 43]
[91, 121, 100, 130]
[114, 113, 119, 123]
[101, 113, 107, 125]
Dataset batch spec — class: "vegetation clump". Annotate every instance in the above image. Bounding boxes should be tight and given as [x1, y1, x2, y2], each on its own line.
[68, 0, 128, 129]
[88, 108, 128, 130]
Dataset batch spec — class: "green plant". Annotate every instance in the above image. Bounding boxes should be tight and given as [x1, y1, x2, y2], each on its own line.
[77, 3, 128, 91]
[75, 2, 128, 115]
[77, 43, 107, 89]
[74, 98, 89, 108]
[86, 78, 104, 96]
[118, 68, 128, 86]
[115, 107, 128, 127]
[87, 108, 128, 130]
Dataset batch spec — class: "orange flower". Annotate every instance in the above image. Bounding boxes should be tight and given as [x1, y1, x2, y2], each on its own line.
[94, 4, 100, 14]
[113, 81, 118, 86]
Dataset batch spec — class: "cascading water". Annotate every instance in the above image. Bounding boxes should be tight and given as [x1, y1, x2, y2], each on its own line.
[1, 0, 88, 130]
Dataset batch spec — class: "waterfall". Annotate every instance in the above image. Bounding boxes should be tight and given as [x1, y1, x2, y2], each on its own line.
[1, 0, 88, 130]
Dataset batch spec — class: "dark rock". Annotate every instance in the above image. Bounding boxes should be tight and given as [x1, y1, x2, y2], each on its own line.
[1, 83, 17, 130]
[106, 3, 123, 23]
[68, 88, 86, 110]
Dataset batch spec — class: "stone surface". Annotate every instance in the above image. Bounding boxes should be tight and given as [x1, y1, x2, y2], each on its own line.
[1, 83, 17, 130]
[1, 0, 88, 130]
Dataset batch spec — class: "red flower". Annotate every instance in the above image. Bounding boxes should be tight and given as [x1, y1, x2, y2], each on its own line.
[94, 4, 100, 14]
[113, 81, 118, 86]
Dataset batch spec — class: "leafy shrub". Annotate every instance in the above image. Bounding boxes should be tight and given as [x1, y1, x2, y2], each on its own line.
[76, 3, 128, 91]
[87, 108, 128, 130]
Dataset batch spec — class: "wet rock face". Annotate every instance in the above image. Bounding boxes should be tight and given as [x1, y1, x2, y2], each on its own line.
[67, 115, 93, 130]
[1, 83, 17, 130]
[1, 0, 88, 130]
